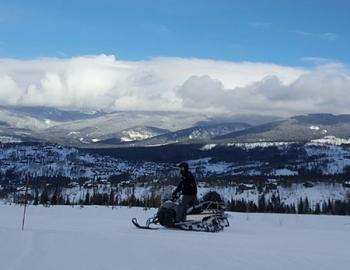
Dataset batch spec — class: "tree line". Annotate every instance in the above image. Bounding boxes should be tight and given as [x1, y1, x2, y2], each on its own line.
[15, 188, 350, 216]
[226, 194, 350, 216]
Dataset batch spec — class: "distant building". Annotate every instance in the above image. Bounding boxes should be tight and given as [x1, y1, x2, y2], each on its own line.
[265, 182, 278, 190]
[343, 181, 350, 188]
[303, 181, 314, 188]
[238, 183, 256, 191]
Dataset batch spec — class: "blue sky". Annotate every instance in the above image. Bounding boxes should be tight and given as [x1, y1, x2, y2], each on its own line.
[1, 0, 350, 116]
[0, 0, 349, 66]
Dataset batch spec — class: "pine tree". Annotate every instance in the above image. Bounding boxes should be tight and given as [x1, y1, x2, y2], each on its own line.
[303, 197, 310, 214]
[40, 188, 49, 205]
[321, 201, 329, 214]
[33, 189, 39, 205]
[109, 190, 115, 206]
[102, 193, 109, 205]
[65, 196, 71, 205]
[290, 203, 297, 214]
[51, 193, 57, 205]
[258, 194, 266, 212]
[314, 203, 321, 215]
[297, 197, 304, 214]
[266, 201, 273, 212]
[84, 192, 90, 205]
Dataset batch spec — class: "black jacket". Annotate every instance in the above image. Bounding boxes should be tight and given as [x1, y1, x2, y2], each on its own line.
[173, 171, 197, 196]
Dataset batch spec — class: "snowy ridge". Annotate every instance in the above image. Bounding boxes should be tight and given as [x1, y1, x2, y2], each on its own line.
[2, 109, 350, 147]
[0, 136, 22, 143]
[227, 141, 293, 150]
[309, 125, 328, 134]
[130, 122, 250, 146]
[0, 144, 164, 180]
[310, 125, 320, 131]
[200, 144, 216, 151]
[2, 142, 350, 179]
[0, 109, 59, 130]
[309, 135, 350, 145]
[120, 128, 166, 142]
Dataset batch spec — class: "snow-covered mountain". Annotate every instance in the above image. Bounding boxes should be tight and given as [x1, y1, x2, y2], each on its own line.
[96, 126, 171, 144]
[2, 107, 350, 147]
[0, 106, 106, 143]
[0, 105, 105, 122]
[216, 113, 350, 142]
[0, 106, 228, 146]
[116, 123, 250, 146]
[121, 122, 251, 146]
[42, 111, 224, 146]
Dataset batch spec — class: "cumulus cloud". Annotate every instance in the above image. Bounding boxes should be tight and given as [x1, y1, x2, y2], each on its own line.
[177, 75, 225, 109]
[177, 68, 350, 117]
[0, 54, 349, 117]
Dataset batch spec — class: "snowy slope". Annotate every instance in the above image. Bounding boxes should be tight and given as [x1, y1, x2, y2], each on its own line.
[216, 113, 350, 142]
[0, 108, 59, 130]
[130, 122, 250, 146]
[42, 111, 214, 145]
[0, 205, 349, 270]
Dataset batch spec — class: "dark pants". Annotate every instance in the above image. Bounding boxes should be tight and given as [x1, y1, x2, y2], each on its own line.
[176, 195, 197, 222]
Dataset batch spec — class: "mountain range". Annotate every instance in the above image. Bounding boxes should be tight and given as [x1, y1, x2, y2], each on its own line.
[1, 105, 350, 147]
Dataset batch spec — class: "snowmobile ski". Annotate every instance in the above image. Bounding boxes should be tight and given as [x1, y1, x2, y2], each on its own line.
[132, 218, 159, 230]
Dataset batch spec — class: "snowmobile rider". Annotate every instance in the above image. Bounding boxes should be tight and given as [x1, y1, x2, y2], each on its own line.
[172, 162, 198, 222]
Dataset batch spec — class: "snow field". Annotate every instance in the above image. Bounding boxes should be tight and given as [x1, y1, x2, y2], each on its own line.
[1, 204, 350, 270]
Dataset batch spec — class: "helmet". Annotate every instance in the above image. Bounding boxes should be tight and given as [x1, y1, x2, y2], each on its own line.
[178, 162, 189, 170]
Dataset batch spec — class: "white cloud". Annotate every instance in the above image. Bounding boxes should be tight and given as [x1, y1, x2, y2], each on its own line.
[142, 23, 170, 34]
[321, 32, 337, 41]
[0, 54, 349, 117]
[177, 68, 350, 117]
[248, 21, 271, 30]
[301, 57, 338, 64]
[177, 75, 225, 109]
[297, 31, 338, 42]
[0, 74, 22, 105]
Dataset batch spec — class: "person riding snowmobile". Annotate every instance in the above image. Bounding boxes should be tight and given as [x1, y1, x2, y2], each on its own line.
[172, 162, 198, 222]
[132, 163, 229, 231]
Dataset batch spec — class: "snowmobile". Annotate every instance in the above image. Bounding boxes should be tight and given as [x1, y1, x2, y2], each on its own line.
[132, 192, 230, 232]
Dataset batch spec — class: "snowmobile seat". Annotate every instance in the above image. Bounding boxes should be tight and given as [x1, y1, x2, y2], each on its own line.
[185, 198, 202, 215]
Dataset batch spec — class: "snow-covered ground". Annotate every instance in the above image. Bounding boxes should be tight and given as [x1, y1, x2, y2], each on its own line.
[1, 204, 349, 270]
